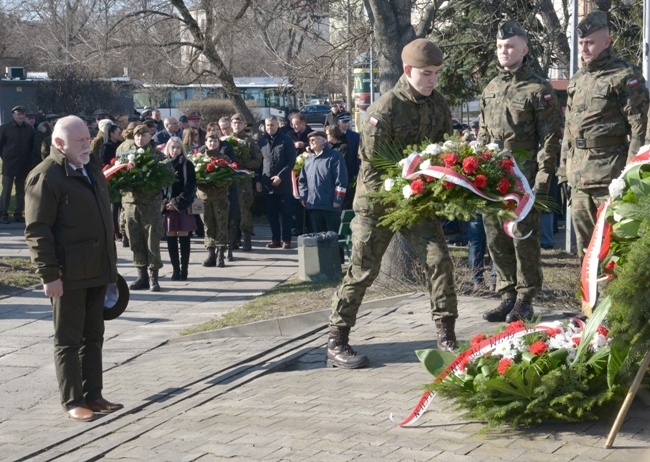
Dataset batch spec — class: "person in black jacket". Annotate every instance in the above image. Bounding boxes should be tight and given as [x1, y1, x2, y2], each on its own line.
[100, 124, 124, 240]
[163, 137, 196, 280]
[256, 116, 297, 249]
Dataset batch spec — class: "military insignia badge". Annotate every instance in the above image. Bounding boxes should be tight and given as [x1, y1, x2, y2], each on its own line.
[369, 116, 379, 127]
[629, 79, 639, 88]
[543, 94, 552, 101]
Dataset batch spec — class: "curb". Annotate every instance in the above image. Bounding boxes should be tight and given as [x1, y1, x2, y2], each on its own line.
[170, 292, 422, 343]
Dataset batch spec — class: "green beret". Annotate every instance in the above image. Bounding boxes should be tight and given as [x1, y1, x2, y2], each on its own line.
[401, 39, 444, 68]
[497, 20, 527, 40]
[577, 11, 608, 38]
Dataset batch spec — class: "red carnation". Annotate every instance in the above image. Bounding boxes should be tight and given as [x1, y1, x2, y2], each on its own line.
[497, 177, 511, 194]
[216, 158, 229, 166]
[499, 158, 515, 173]
[546, 328, 562, 337]
[571, 337, 581, 346]
[497, 358, 513, 375]
[206, 163, 215, 172]
[110, 158, 117, 165]
[473, 174, 487, 189]
[410, 178, 425, 195]
[597, 326, 609, 337]
[604, 260, 617, 272]
[506, 320, 525, 332]
[479, 150, 492, 161]
[529, 341, 548, 355]
[443, 181, 455, 189]
[471, 333, 487, 346]
[462, 156, 479, 174]
[443, 153, 459, 167]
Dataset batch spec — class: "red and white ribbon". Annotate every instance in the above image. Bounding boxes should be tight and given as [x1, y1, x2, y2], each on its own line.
[401, 152, 534, 239]
[103, 162, 133, 180]
[390, 321, 563, 427]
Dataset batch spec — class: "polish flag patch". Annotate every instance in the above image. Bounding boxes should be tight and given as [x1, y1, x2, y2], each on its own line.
[629, 79, 639, 88]
[369, 116, 379, 127]
[543, 94, 552, 101]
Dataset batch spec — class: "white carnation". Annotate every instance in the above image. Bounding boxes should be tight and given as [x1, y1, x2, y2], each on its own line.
[608, 177, 626, 200]
[423, 144, 442, 155]
[136, 148, 144, 154]
[384, 178, 395, 191]
[127, 154, 136, 163]
[486, 142, 500, 152]
[402, 184, 413, 199]
[114, 160, 122, 166]
[443, 140, 456, 149]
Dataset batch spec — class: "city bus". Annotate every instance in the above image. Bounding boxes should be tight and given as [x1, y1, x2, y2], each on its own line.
[133, 77, 297, 122]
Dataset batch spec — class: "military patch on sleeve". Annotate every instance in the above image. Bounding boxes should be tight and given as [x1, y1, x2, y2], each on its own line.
[629, 79, 639, 88]
[543, 94, 552, 101]
[369, 116, 379, 127]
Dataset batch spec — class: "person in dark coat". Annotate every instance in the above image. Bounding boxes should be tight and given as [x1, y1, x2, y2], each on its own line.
[335, 112, 360, 209]
[256, 116, 297, 248]
[100, 124, 124, 241]
[24, 115, 122, 422]
[0, 105, 34, 223]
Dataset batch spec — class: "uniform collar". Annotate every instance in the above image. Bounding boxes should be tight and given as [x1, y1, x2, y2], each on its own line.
[394, 74, 430, 105]
[497, 56, 532, 82]
[583, 46, 616, 72]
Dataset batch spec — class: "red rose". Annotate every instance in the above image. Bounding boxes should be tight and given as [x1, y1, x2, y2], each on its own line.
[471, 333, 487, 346]
[506, 320, 525, 331]
[462, 156, 479, 174]
[443, 181, 455, 189]
[497, 177, 511, 194]
[499, 158, 515, 173]
[110, 158, 117, 165]
[206, 164, 215, 172]
[529, 341, 548, 355]
[497, 358, 512, 375]
[473, 174, 487, 189]
[410, 178, 425, 195]
[597, 326, 609, 337]
[216, 158, 229, 166]
[443, 153, 459, 167]
[546, 328, 562, 337]
[211, 158, 218, 165]
[604, 260, 617, 272]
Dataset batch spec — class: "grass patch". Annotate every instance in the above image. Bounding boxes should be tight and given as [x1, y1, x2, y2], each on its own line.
[0, 257, 39, 296]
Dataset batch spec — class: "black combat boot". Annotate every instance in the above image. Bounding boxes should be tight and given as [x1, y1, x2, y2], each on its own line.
[242, 231, 252, 251]
[435, 317, 458, 353]
[505, 300, 535, 323]
[179, 236, 191, 281]
[482, 298, 516, 323]
[217, 246, 226, 267]
[203, 247, 216, 267]
[122, 234, 130, 248]
[129, 266, 149, 290]
[227, 245, 234, 262]
[167, 236, 180, 281]
[325, 326, 369, 369]
[149, 269, 160, 292]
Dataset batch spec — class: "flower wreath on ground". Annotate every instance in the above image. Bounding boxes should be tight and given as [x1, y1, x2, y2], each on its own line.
[190, 153, 253, 188]
[221, 135, 252, 161]
[103, 146, 175, 202]
[369, 138, 547, 238]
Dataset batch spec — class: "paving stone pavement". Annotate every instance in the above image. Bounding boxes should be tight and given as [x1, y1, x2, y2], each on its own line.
[1, 223, 649, 461]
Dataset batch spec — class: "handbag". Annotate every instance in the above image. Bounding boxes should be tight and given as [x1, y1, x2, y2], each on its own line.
[188, 196, 204, 215]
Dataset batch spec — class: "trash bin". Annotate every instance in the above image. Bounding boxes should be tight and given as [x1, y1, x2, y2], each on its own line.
[297, 231, 341, 281]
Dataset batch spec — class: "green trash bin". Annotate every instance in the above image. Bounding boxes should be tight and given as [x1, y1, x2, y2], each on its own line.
[297, 231, 341, 281]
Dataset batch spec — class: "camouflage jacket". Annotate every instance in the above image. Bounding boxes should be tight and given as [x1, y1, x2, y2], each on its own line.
[558, 47, 649, 189]
[234, 130, 263, 171]
[357, 74, 452, 216]
[478, 58, 561, 193]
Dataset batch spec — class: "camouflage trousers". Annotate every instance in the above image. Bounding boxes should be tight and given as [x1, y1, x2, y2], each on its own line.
[571, 187, 610, 259]
[483, 208, 542, 302]
[123, 202, 164, 270]
[202, 198, 230, 248]
[237, 181, 254, 233]
[329, 212, 458, 328]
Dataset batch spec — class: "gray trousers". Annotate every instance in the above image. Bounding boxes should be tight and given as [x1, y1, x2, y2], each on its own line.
[0, 174, 25, 217]
[52, 285, 106, 410]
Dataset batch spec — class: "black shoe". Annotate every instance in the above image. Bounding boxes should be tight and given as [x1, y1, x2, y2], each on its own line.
[505, 300, 535, 323]
[483, 299, 516, 322]
[122, 235, 130, 248]
[0, 216, 9, 224]
[435, 317, 458, 352]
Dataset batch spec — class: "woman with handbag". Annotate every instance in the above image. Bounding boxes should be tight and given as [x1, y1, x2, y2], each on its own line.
[163, 137, 197, 280]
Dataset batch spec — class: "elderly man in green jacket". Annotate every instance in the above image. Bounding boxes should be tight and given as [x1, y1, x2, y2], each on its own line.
[24, 115, 123, 422]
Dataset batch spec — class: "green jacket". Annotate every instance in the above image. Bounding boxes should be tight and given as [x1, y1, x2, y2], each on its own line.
[559, 47, 649, 189]
[478, 58, 562, 193]
[356, 74, 452, 216]
[24, 146, 117, 289]
[234, 131, 263, 171]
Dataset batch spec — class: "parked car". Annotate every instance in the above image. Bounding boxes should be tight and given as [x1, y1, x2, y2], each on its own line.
[300, 104, 331, 124]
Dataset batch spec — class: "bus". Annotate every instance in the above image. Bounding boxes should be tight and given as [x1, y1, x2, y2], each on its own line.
[133, 77, 297, 122]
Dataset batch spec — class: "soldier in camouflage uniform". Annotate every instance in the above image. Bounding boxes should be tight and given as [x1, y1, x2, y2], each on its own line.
[478, 20, 562, 323]
[558, 11, 649, 258]
[197, 130, 236, 268]
[231, 113, 263, 251]
[326, 39, 458, 369]
[122, 125, 173, 292]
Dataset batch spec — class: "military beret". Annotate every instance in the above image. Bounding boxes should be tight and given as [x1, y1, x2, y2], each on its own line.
[133, 124, 150, 135]
[336, 112, 352, 122]
[187, 111, 202, 121]
[401, 39, 444, 68]
[178, 115, 188, 123]
[308, 130, 327, 139]
[86, 116, 95, 123]
[93, 108, 109, 117]
[231, 113, 244, 121]
[497, 20, 527, 40]
[11, 105, 26, 113]
[576, 11, 608, 38]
